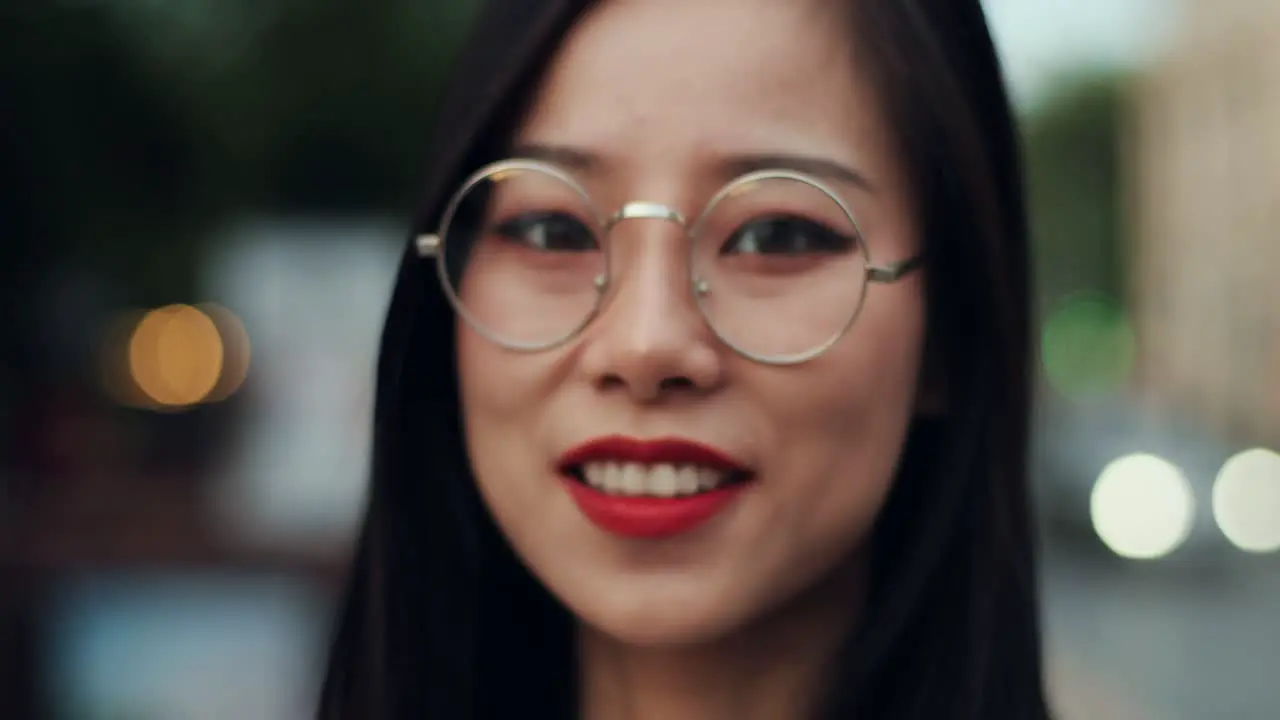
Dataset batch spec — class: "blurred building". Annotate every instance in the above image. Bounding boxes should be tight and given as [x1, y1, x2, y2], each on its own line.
[1128, 0, 1280, 444]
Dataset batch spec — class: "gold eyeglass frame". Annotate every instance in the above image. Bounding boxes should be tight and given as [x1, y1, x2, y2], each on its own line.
[415, 158, 923, 366]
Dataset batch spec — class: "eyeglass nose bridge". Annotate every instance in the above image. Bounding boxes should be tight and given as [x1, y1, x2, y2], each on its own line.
[598, 200, 702, 298]
[604, 201, 689, 232]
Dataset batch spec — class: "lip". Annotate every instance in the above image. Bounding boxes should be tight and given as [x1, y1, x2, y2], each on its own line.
[561, 479, 749, 539]
[556, 435, 752, 539]
[556, 435, 748, 473]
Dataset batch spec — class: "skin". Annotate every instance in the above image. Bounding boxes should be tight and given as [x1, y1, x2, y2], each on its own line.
[457, 0, 929, 717]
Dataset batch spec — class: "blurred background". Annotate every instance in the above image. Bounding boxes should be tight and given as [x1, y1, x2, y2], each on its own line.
[1, 0, 1277, 718]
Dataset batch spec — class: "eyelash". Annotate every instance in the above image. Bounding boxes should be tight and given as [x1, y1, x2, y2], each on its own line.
[489, 211, 854, 257]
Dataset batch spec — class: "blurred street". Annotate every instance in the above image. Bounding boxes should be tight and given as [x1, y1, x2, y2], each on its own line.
[1042, 548, 1280, 719]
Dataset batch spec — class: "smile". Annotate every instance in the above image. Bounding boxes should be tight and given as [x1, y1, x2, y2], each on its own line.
[556, 436, 754, 538]
[579, 462, 733, 496]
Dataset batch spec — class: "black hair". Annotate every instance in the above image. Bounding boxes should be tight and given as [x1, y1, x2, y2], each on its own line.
[318, 1, 1051, 718]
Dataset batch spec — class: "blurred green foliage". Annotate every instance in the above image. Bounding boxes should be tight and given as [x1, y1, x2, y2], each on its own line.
[1022, 73, 1128, 325]
[1, 0, 479, 307]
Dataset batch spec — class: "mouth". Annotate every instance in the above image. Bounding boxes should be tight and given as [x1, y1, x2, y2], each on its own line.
[556, 436, 754, 538]
[566, 461, 753, 496]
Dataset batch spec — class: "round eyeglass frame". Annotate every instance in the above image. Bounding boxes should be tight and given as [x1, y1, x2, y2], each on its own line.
[415, 158, 924, 366]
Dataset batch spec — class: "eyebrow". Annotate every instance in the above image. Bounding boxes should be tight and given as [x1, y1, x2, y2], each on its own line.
[509, 142, 597, 170]
[719, 153, 874, 193]
[508, 142, 875, 193]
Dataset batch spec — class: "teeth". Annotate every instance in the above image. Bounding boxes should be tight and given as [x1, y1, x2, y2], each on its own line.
[581, 462, 731, 496]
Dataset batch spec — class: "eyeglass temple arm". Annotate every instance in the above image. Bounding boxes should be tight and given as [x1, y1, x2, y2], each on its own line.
[867, 254, 924, 283]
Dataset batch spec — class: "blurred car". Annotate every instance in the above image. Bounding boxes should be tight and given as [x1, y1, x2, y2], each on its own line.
[1032, 396, 1239, 568]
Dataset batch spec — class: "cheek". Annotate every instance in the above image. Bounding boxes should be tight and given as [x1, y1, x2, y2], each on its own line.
[457, 322, 564, 435]
[768, 287, 926, 527]
[457, 325, 533, 484]
[457, 322, 572, 519]
[457, 326, 540, 546]
[457, 324, 500, 431]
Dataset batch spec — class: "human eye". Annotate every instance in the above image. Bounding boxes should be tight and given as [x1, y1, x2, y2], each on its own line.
[493, 212, 598, 252]
[721, 214, 855, 256]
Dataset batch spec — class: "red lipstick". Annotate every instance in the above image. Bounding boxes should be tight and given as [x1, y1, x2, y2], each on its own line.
[556, 436, 752, 539]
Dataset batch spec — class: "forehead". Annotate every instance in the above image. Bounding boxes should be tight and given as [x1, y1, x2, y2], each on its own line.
[515, 0, 886, 178]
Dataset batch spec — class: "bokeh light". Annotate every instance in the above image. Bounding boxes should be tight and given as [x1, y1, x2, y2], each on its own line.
[199, 303, 252, 403]
[101, 303, 250, 411]
[128, 304, 225, 408]
[1042, 292, 1136, 399]
[1090, 453, 1196, 560]
[1212, 448, 1280, 554]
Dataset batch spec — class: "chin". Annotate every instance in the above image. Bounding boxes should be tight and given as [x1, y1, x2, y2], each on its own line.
[565, 581, 758, 649]
[581, 610, 745, 649]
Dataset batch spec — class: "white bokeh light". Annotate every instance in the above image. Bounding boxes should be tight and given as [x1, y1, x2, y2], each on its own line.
[1212, 448, 1280, 554]
[1090, 453, 1196, 560]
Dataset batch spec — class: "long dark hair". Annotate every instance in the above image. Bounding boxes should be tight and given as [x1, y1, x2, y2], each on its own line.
[318, 1, 1050, 718]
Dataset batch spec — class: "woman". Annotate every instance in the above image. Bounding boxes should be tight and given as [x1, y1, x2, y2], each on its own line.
[320, 0, 1050, 718]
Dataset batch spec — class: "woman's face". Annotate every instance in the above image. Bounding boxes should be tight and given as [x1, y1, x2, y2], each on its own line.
[458, 0, 928, 646]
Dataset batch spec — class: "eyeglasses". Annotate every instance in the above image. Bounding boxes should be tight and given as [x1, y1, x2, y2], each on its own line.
[415, 158, 923, 365]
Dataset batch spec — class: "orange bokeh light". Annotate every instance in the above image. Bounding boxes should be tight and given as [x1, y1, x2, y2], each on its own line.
[127, 304, 225, 408]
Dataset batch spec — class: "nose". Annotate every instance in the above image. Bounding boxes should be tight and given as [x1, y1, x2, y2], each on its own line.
[578, 212, 725, 403]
